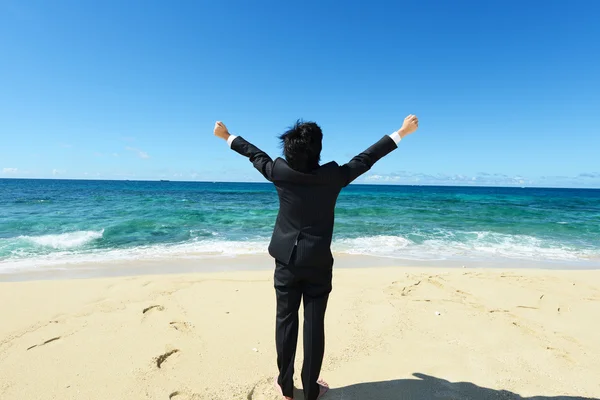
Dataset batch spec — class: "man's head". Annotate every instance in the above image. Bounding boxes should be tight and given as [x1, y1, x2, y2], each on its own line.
[279, 120, 323, 173]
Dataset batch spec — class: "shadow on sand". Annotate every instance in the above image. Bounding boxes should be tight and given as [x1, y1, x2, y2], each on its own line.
[294, 373, 599, 400]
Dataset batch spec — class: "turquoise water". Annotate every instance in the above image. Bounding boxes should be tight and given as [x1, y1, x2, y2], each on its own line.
[1, 179, 599, 272]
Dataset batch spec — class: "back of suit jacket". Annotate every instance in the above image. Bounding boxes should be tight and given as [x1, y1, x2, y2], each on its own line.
[230, 135, 397, 266]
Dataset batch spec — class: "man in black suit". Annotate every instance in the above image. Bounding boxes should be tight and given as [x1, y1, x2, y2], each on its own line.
[214, 115, 419, 400]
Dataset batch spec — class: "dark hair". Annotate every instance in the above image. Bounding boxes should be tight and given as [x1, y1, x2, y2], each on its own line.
[279, 120, 322, 173]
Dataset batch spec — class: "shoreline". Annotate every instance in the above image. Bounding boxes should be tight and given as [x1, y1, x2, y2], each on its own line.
[1, 266, 599, 399]
[2, 253, 599, 282]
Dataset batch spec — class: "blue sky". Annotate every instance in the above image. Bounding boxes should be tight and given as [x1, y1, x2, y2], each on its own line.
[1, 0, 599, 187]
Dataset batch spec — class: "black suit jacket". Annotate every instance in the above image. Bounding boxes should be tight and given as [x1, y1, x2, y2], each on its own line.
[230, 135, 398, 266]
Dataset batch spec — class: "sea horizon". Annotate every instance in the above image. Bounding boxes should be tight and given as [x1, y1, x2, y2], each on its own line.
[2, 177, 600, 190]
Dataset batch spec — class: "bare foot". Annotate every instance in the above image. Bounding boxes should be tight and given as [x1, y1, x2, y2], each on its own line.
[317, 379, 329, 399]
[274, 376, 293, 400]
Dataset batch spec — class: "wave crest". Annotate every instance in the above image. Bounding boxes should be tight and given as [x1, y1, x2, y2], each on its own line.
[333, 231, 594, 262]
[20, 230, 104, 249]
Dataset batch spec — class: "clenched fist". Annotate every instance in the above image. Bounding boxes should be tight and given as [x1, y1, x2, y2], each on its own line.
[398, 115, 419, 138]
[214, 121, 230, 140]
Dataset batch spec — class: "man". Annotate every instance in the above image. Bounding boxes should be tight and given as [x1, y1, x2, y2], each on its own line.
[214, 115, 419, 400]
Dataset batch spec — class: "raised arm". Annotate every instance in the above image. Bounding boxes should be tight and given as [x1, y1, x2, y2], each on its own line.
[340, 115, 419, 187]
[213, 121, 275, 181]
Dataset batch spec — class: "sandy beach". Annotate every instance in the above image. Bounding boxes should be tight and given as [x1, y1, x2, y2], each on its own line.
[1, 264, 599, 400]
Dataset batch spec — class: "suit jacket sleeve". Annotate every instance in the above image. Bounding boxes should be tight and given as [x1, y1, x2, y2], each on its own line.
[339, 135, 398, 187]
[230, 136, 275, 182]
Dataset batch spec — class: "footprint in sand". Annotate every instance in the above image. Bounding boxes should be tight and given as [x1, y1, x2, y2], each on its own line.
[155, 349, 180, 369]
[169, 321, 193, 333]
[401, 280, 422, 296]
[169, 390, 199, 399]
[27, 336, 61, 351]
[246, 377, 300, 400]
[142, 305, 165, 314]
[386, 279, 421, 297]
[516, 305, 539, 310]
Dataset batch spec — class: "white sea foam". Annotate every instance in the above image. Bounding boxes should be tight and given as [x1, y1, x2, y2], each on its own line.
[334, 235, 418, 257]
[334, 231, 594, 262]
[1, 231, 598, 273]
[19, 230, 104, 249]
[0, 238, 269, 272]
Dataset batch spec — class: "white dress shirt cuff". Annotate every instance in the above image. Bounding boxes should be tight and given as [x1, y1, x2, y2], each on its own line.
[389, 131, 402, 144]
[226, 135, 238, 148]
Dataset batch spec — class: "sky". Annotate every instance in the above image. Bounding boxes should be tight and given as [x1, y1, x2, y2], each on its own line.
[1, 0, 599, 188]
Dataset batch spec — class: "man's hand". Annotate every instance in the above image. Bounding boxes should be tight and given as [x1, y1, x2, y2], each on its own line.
[213, 121, 230, 140]
[398, 115, 419, 138]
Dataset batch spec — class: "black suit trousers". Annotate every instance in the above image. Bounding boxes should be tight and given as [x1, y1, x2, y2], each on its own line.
[274, 252, 333, 400]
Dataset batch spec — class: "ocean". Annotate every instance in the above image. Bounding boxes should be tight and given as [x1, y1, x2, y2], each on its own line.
[1, 179, 599, 273]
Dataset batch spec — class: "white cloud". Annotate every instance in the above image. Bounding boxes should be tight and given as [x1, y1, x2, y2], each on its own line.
[579, 172, 600, 179]
[363, 171, 530, 186]
[126, 147, 150, 159]
[52, 169, 66, 176]
[364, 174, 402, 183]
[360, 171, 600, 188]
[112, 153, 119, 157]
[2, 167, 18, 174]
